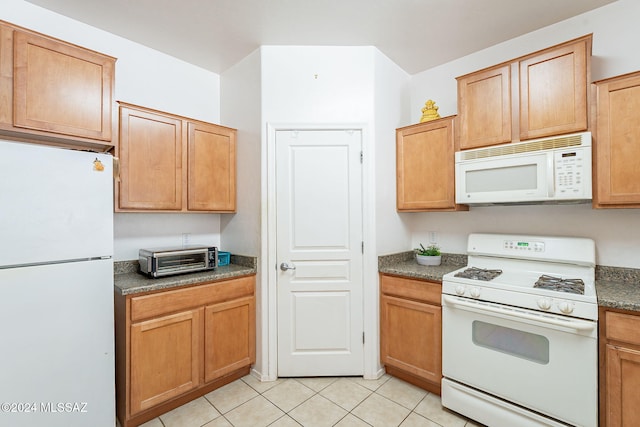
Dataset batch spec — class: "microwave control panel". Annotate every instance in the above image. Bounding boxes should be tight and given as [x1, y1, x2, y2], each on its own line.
[554, 149, 589, 196]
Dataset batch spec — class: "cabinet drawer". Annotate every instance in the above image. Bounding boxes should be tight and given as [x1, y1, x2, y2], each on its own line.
[131, 275, 255, 322]
[606, 311, 640, 346]
[380, 274, 441, 305]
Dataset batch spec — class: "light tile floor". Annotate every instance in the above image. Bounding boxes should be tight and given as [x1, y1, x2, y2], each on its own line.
[137, 374, 484, 427]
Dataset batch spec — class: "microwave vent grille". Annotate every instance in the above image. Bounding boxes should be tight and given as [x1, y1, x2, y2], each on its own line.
[460, 134, 585, 160]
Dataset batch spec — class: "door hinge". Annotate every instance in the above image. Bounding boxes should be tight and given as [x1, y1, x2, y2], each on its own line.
[361, 241, 364, 254]
[360, 151, 363, 163]
[362, 332, 365, 344]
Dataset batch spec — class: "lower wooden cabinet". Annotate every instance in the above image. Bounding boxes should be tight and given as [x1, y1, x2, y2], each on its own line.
[115, 275, 256, 427]
[204, 296, 255, 382]
[380, 274, 442, 394]
[130, 309, 202, 414]
[599, 307, 640, 427]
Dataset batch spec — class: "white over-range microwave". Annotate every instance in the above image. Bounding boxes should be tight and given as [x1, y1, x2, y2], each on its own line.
[455, 132, 592, 205]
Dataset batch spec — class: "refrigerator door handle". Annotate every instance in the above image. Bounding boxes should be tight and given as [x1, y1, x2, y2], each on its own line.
[0, 256, 113, 270]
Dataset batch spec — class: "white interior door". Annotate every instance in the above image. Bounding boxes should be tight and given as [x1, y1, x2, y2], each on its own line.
[276, 129, 363, 376]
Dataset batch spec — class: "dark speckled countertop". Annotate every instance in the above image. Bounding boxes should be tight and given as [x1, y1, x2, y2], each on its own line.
[595, 266, 640, 312]
[378, 251, 466, 281]
[114, 254, 257, 296]
[379, 252, 640, 313]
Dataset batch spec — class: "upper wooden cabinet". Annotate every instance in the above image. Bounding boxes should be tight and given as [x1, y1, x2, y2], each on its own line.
[520, 38, 590, 140]
[117, 102, 237, 213]
[457, 64, 511, 150]
[0, 20, 115, 152]
[118, 105, 183, 210]
[187, 122, 237, 212]
[396, 116, 467, 211]
[457, 35, 591, 150]
[593, 71, 640, 208]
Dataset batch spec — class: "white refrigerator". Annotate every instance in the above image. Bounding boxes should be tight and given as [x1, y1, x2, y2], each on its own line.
[0, 140, 115, 427]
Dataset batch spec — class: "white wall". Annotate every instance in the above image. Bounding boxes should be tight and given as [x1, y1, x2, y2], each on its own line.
[407, 0, 640, 268]
[261, 46, 375, 123]
[219, 49, 265, 375]
[2, 0, 224, 261]
[373, 52, 412, 255]
[114, 214, 220, 261]
[370, 50, 412, 376]
[220, 50, 262, 258]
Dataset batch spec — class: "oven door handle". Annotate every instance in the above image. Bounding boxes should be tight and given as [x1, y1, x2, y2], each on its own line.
[442, 295, 597, 332]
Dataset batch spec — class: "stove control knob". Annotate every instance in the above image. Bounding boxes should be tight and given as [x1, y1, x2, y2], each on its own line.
[558, 301, 574, 314]
[455, 285, 466, 296]
[537, 298, 552, 310]
[470, 287, 481, 298]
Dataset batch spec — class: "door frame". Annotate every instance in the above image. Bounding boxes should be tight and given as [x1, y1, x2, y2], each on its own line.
[263, 123, 381, 381]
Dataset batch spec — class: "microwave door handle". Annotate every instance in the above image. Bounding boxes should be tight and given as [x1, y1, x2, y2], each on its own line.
[547, 155, 555, 197]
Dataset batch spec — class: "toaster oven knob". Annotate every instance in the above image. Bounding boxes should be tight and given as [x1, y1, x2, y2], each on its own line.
[455, 285, 466, 296]
[470, 287, 481, 298]
[558, 301, 574, 314]
[537, 298, 552, 310]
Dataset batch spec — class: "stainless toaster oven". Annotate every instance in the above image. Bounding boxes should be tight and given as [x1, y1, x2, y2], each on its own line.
[138, 245, 218, 278]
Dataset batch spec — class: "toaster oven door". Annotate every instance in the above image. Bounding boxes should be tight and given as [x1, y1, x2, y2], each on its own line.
[154, 249, 209, 276]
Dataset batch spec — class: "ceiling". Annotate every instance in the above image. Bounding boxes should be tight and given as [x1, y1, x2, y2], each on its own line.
[26, 0, 616, 75]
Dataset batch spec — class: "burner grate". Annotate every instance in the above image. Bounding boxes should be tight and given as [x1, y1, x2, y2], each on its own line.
[454, 267, 503, 281]
[534, 275, 585, 295]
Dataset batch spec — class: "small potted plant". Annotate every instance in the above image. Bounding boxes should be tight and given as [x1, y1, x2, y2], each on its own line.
[415, 243, 442, 266]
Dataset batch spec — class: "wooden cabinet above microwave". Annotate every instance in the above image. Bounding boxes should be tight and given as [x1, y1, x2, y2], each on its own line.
[457, 35, 591, 150]
[0, 20, 115, 152]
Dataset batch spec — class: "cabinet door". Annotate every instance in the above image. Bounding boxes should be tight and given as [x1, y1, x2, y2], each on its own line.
[130, 309, 202, 415]
[458, 64, 512, 150]
[118, 106, 183, 210]
[606, 344, 640, 427]
[12, 29, 114, 141]
[594, 72, 640, 208]
[187, 122, 236, 212]
[0, 24, 15, 126]
[204, 296, 255, 382]
[380, 294, 441, 384]
[519, 39, 589, 140]
[397, 117, 464, 211]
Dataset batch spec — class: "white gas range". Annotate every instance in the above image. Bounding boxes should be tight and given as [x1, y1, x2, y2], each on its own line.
[441, 233, 598, 427]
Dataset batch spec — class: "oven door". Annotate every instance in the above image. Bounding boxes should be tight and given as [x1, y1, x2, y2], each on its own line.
[441, 294, 597, 427]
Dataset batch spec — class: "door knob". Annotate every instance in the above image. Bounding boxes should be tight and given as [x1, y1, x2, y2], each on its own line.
[280, 262, 296, 271]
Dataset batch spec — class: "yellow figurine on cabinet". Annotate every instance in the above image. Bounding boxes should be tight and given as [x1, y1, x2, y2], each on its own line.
[420, 99, 441, 122]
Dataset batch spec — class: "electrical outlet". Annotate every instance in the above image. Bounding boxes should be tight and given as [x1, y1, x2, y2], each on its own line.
[429, 231, 438, 244]
[182, 233, 190, 247]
